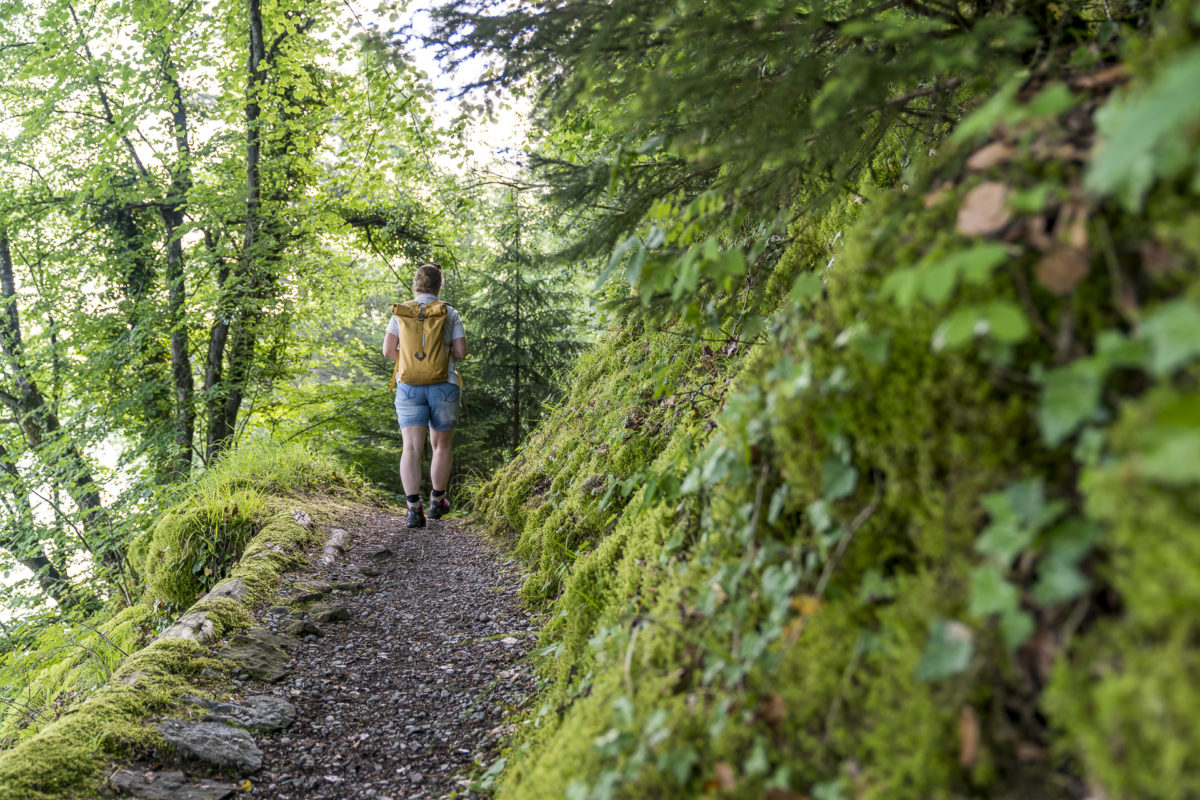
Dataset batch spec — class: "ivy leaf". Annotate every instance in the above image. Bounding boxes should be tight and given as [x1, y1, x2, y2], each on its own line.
[1038, 358, 1104, 446]
[1138, 299, 1200, 377]
[1032, 560, 1090, 606]
[999, 607, 1035, 649]
[821, 457, 857, 501]
[915, 619, 974, 681]
[984, 301, 1030, 343]
[807, 499, 834, 533]
[931, 307, 978, 351]
[976, 519, 1035, 566]
[1086, 46, 1200, 211]
[968, 565, 1019, 617]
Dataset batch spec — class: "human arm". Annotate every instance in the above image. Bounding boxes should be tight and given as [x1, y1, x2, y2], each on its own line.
[451, 336, 466, 361]
[383, 315, 400, 359]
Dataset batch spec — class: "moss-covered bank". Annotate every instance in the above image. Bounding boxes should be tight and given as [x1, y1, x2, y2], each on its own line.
[0, 442, 371, 799]
[474, 10, 1200, 800]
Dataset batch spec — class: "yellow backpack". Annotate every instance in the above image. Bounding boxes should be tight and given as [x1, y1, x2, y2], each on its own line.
[391, 300, 449, 388]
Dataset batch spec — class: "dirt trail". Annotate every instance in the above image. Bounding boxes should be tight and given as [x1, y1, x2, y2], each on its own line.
[245, 508, 536, 800]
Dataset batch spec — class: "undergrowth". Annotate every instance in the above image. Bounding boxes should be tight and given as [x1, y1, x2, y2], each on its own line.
[0, 441, 368, 799]
[474, 9, 1200, 799]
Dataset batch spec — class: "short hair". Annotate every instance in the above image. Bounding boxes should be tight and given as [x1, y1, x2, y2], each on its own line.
[413, 263, 442, 295]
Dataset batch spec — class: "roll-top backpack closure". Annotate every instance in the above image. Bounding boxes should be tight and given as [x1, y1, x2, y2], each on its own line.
[391, 300, 450, 388]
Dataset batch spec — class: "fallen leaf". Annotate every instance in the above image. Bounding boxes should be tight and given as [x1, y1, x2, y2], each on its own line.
[1027, 629, 1059, 684]
[1035, 248, 1091, 295]
[1073, 63, 1128, 89]
[239, 779, 253, 792]
[1016, 741, 1048, 762]
[1062, 204, 1090, 250]
[958, 706, 980, 767]
[956, 182, 1013, 236]
[791, 595, 823, 617]
[758, 693, 786, 728]
[1141, 241, 1174, 276]
[713, 762, 736, 791]
[966, 142, 1016, 171]
[923, 181, 953, 208]
[1025, 216, 1055, 252]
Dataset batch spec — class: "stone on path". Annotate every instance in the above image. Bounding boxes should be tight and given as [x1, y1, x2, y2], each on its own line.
[280, 618, 324, 637]
[292, 580, 333, 603]
[157, 612, 215, 645]
[243, 627, 299, 650]
[220, 632, 291, 683]
[320, 528, 353, 565]
[188, 695, 297, 732]
[306, 603, 350, 624]
[157, 720, 263, 772]
[110, 768, 234, 800]
[199, 579, 248, 605]
[363, 545, 394, 561]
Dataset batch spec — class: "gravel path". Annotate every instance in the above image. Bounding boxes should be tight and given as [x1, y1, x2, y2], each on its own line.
[245, 509, 537, 800]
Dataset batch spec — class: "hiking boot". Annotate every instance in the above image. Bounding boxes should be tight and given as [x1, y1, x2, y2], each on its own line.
[406, 504, 426, 529]
[428, 495, 451, 520]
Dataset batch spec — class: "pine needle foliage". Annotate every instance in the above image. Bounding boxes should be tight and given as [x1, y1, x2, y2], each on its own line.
[430, 1, 1140, 328]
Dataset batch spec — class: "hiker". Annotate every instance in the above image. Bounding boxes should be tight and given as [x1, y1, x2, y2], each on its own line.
[382, 263, 467, 529]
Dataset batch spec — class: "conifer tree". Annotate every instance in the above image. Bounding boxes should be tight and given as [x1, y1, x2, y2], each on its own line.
[465, 192, 583, 455]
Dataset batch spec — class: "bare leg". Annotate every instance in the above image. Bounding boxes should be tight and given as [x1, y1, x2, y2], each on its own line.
[430, 428, 455, 492]
[400, 425, 427, 500]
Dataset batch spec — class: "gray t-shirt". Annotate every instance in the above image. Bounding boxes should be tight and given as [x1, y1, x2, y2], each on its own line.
[386, 292, 465, 386]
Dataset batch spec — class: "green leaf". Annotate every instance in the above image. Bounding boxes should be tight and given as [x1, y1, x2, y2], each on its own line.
[950, 72, 1026, 144]
[1085, 47, 1200, 210]
[595, 235, 639, 289]
[881, 268, 920, 309]
[1008, 183, 1053, 214]
[984, 301, 1030, 343]
[807, 499, 833, 533]
[921, 260, 959, 305]
[968, 565, 1020, 617]
[931, 307, 979, 351]
[820, 457, 857, 501]
[790, 272, 824, 305]
[1038, 359, 1104, 446]
[1135, 430, 1200, 486]
[914, 618, 974, 681]
[976, 519, 1035, 565]
[1043, 518, 1102, 563]
[999, 607, 1035, 649]
[1032, 560, 1089, 606]
[1138, 299, 1200, 377]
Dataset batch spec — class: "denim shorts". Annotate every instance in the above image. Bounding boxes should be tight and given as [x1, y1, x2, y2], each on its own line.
[394, 381, 460, 431]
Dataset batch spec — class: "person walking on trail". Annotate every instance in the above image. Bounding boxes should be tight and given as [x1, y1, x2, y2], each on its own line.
[382, 263, 467, 529]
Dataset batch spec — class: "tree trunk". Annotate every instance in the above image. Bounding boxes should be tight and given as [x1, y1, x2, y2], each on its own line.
[0, 446, 92, 613]
[208, 0, 266, 457]
[161, 54, 196, 478]
[512, 281, 521, 452]
[0, 234, 111, 564]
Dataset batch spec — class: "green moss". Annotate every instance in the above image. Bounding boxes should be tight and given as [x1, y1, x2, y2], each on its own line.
[1044, 388, 1200, 798]
[141, 487, 268, 608]
[0, 638, 225, 800]
[477, 38, 1200, 799]
[0, 442, 371, 798]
